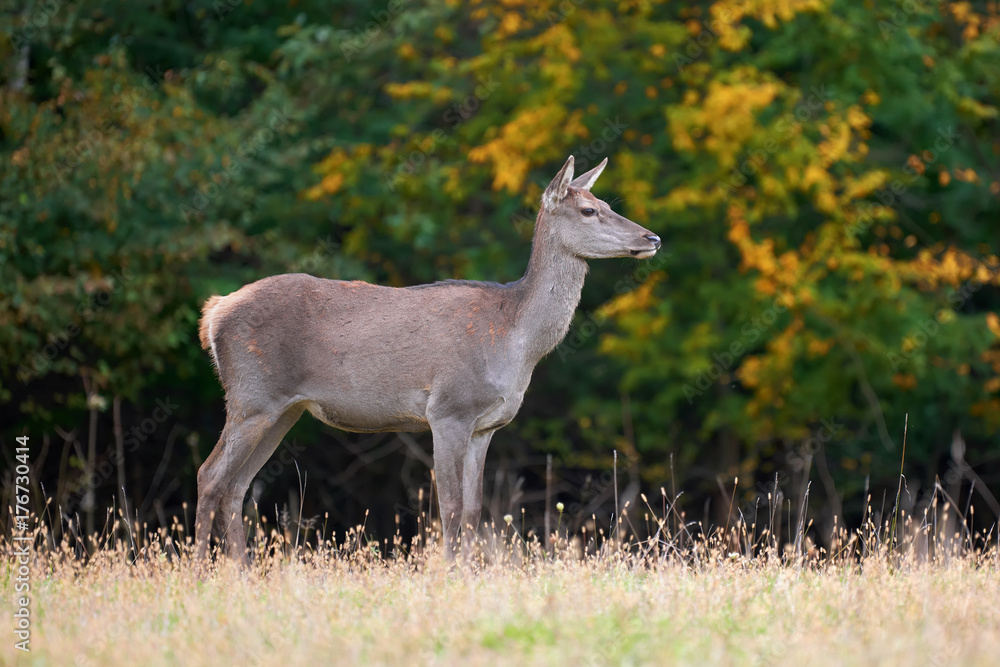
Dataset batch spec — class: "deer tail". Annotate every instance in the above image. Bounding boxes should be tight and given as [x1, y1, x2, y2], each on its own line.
[199, 295, 225, 355]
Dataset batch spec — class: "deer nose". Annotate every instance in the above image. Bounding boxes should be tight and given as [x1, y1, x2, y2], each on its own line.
[644, 234, 661, 249]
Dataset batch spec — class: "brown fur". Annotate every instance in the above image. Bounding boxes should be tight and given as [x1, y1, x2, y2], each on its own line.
[198, 295, 224, 350]
[198, 290, 255, 359]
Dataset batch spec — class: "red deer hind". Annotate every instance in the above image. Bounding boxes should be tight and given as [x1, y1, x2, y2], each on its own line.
[195, 156, 661, 562]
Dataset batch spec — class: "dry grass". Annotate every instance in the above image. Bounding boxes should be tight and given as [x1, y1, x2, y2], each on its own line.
[3, 494, 1000, 667]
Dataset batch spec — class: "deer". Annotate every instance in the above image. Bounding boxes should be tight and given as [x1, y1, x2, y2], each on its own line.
[195, 155, 661, 563]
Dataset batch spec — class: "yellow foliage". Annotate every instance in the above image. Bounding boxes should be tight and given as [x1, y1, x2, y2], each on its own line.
[726, 204, 813, 289]
[987, 312, 1000, 338]
[817, 120, 851, 166]
[304, 146, 360, 200]
[384, 81, 454, 104]
[778, 251, 800, 276]
[796, 286, 815, 306]
[664, 184, 720, 210]
[755, 277, 776, 294]
[744, 238, 777, 276]
[727, 215, 750, 244]
[956, 96, 999, 120]
[434, 26, 454, 43]
[738, 355, 762, 388]
[708, 0, 829, 48]
[815, 191, 837, 213]
[801, 164, 827, 189]
[978, 262, 1000, 283]
[684, 75, 783, 167]
[807, 338, 832, 356]
[498, 11, 526, 37]
[670, 126, 696, 153]
[526, 23, 582, 64]
[767, 318, 803, 363]
[842, 169, 889, 200]
[951, 1, 973, 23]
[901, 248, 995, 288]
[599, 274, 663, 318]
[845, 105, 870, 131]
[468, 104, 587, 192]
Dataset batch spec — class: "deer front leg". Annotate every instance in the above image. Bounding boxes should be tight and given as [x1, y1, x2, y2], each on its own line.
[429, 418, 475, 560]
[460, 430, 495, 559]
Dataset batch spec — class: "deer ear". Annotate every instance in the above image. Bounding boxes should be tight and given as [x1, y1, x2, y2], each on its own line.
[569, 158, 607, 191]
[542, 156, 575, 208]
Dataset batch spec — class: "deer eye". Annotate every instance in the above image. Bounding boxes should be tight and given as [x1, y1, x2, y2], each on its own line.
[581, 208, 597, 217]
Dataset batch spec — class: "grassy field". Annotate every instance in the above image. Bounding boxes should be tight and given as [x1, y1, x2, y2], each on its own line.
[3, 512, 999, 667]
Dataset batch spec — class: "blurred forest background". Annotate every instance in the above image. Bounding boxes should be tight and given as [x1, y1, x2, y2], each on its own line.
[2, 0, 999, 550]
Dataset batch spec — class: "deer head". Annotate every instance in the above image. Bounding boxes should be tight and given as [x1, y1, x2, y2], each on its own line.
[540, 156, 661, 260]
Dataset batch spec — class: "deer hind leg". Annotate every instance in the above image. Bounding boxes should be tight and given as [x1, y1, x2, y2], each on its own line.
[217, 406, 305, 565]
[195, 428, 229, 561]
[195, 410, 281, 561]
[428, 417, 476, 560]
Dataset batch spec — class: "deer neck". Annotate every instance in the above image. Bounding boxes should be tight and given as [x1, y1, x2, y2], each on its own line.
[511, 212, 589, 362]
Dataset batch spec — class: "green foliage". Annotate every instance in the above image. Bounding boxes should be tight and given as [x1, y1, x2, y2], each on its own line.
[1, 0, 998, 538]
